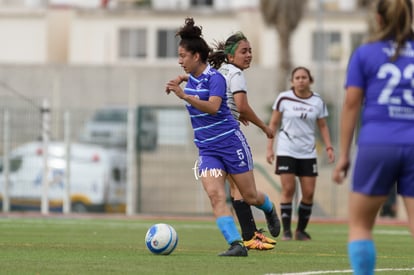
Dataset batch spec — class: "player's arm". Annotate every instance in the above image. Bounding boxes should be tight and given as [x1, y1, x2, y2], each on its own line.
[339, 86, 363, 159]
[183, 95, 222, 115]
[234, 92, 274, 138]
[266, 110, 282, 164]
[166, 80, 223, 115]
[332, 86, 363, 183]
[317, 117, 335, 163]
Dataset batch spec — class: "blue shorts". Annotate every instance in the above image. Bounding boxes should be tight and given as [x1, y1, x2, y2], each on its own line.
[352, 145, 414, 196]
[197, 130, 253, 175]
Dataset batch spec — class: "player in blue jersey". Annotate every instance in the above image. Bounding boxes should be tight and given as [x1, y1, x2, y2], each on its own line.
[332, 0, 414, 274]
[165, 17, 280, 257]
[208, 32, 279, 250]
[266, 66, 335, 241]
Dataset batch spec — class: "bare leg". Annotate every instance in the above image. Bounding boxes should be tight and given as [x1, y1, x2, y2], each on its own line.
[201, 172, 232, 218]
[347, 192, 387, 275]
[279, 174, 296, 238]
[348, 192, 386, 241]
[402, 196, 414, 237]
[230, 170, 264, 206]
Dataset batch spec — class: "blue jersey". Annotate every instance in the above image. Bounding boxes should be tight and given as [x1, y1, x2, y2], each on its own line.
[345, 40, 414, 145]
[184, 65, 240, 148]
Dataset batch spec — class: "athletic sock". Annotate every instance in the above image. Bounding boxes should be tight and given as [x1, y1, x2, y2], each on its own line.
[296, 201, 312, 232]
[255, 194, 273, 213]
[280, 202, 292, 232]
[216, 216, 243, 245]
[232, 199, 256, 240]
[348, 239, 376, 275]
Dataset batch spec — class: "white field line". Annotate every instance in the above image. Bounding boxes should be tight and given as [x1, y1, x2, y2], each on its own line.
[265, 267, 414, 275]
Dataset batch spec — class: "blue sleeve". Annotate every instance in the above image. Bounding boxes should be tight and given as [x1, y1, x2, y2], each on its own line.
[208, 73, 227, 98]
[345, 46, 366, 90]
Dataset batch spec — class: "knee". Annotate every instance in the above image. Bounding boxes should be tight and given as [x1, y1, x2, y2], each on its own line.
[301, 192, 315, 203]
[241, 194, 260, 206]
[282, 189, 295, 200]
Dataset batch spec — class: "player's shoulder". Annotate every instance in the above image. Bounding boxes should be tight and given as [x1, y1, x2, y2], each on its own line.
[207, 66, 223, 77]
[219, 63, 242, 77]
[311, 91, 322, 98]
[310, 92, 326, 104]
[206, 66, 226, 84]
[353, 40, 396, 59]
[277, 90, 294, 98]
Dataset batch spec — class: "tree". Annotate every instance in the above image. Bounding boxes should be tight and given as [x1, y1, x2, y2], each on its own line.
[260, 0, 307, 92]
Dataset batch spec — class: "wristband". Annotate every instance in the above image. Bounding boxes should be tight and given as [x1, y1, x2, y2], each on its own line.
[326, 146, 334, 151]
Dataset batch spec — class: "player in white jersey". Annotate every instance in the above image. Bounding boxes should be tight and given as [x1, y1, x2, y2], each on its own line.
[266, 67, 335, 241]
[209, 32, 279, 250]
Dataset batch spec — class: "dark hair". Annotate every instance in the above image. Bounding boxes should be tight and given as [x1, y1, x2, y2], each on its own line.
[208, 32, 248, 69]
[370, 0, 414, 60]
[176, 18, 211, 63]
[290, 66, 314, 82]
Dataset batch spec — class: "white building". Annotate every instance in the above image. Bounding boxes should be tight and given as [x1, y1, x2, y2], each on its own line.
[0, 0, 392, 217]
[0, 0, 367, 70]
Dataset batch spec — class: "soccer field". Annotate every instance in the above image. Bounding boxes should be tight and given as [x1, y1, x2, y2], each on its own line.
[0, 214, 412, 275]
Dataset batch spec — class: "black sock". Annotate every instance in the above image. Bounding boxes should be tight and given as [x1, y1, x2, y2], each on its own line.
[280, 202, 292, 233]
[232, 199, 256, 240]
[297, 201, 313, 232]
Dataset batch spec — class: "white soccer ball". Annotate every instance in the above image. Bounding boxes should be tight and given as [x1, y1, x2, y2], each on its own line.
[145, 223, 178, 255]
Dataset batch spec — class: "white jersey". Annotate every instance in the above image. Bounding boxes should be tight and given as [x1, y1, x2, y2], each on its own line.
[218, 63, 247, 119]
[272, 89, 328, 159]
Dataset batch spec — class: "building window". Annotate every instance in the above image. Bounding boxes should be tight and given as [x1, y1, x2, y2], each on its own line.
[157, 29, 179, 58]
[350, 32, 365, 53]
[119, 28, 147, 58]
[191, 0, 213, 7]
[312, 31, 341, 62]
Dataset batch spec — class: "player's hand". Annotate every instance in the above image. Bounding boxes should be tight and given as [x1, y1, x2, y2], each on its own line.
[266, 149, 274, 164]
[327, 149, 335, 164]
[263, 126, 274, 139]
[238, 116, 249, 126]
[165, 75, 188, 95]
[332, 157, 350, 184]
[165, 79, 185, 99]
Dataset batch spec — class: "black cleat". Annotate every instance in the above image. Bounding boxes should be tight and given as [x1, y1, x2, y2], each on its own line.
[295, 230, 311, 241]
[265, 203, 281, 237]
[282, 230, 292, 241]
[218, 241, 248, 257]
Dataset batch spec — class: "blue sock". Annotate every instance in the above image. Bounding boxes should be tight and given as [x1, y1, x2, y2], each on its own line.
[216, 216, 242, 245]
[255, 195, 273, 213]
[348, 239, 376, 275]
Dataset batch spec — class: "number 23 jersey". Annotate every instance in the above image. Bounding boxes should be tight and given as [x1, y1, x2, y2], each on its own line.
[346, 40, 414, 145]
[272, 90, 328, 159]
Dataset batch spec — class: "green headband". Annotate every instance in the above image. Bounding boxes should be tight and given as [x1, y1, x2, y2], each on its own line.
[224, 42, 239, 55]
[224, 32, 247, 55]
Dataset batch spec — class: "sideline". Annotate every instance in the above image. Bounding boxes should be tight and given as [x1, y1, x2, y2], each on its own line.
[0, 211, 409, 224]
[0, 211, 409, 226]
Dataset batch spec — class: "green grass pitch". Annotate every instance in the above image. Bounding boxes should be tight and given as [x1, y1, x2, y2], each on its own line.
[0, 214, 412, 275]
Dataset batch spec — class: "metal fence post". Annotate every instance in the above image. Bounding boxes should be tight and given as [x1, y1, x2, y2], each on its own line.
[2, 110, 10, 213]
[126, 76, 137, 216]
[41, 98, 50, 215]
[63, 111, 71, 214]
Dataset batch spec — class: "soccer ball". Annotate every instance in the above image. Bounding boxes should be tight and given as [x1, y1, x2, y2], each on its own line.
[145, 223, 178, 255]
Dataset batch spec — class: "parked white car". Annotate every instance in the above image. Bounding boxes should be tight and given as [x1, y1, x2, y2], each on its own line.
[79, 106, 158, 150]
[0, 141, 127, 213]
